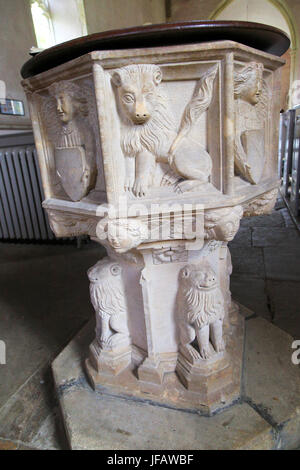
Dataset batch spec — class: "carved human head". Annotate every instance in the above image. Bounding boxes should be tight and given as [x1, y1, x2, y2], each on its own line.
[111, 64, 163, 125]
[103, 218, 148, 253]
[180, 263, 218, 290]
[49, 80, 88, 124]
[205, 206, 243, 242]
[234, 62, 264, 105]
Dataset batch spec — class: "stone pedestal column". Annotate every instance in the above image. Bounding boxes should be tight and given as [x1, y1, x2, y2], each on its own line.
[85, 214, 245, 413]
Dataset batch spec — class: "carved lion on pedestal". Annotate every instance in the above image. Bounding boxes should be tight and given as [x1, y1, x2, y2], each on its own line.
[177, 263, 225, 361]
[87, 258, 130, 351]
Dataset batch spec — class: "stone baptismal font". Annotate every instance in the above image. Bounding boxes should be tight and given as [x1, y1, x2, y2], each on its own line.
[21, 21, 292, 448]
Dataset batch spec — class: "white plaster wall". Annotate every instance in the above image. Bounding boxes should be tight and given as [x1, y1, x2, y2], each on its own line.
[0, 0, 36, 130]
[84, 0, 166, 33]
[216, 0, 290, 38]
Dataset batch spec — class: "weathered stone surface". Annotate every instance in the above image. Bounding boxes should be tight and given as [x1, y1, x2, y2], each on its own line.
[53, 313, 300, 450]
[59, 388, 274, 450]
[0, 439, 35, 450]
[0, 366, 66, 450]
[244, 316, 300, 450]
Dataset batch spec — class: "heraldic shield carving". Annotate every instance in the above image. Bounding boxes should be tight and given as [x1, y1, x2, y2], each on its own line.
[55, 146, 90, 202]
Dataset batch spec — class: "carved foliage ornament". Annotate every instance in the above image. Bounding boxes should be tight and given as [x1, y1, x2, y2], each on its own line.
[243, 188, 278, 217]
[47, 209, 97, 238]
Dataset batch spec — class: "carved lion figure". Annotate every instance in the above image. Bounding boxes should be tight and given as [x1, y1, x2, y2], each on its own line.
[88, 258, 130, 351]
[112, 64, 217, 196]
[177, 263, 225, 361]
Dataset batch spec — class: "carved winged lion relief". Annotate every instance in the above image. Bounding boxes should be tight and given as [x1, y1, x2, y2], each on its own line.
[234, 62, 270, 185]
[112, 63, 218, 197]
[41, 80, 98, 202]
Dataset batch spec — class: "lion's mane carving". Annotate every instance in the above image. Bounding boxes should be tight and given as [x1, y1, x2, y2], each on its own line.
[113, 64, 176, 159]
[177, 263, 225, 360]
[112, 63, 217, 197]
[88, 258, 130, 351]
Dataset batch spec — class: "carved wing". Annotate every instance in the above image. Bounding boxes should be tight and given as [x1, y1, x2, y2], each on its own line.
[256, 78, 271, 121]
[39, 94, 62, 146]
[170, 64, 218, 153]
[81, 80, 101, 152]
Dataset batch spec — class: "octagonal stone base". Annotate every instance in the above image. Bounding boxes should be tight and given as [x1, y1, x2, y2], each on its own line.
[84, 304, 244, 415]
[52, 304, 300, 450]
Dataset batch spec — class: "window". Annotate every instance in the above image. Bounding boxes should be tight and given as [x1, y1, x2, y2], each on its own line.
[30, 0, 55, 49]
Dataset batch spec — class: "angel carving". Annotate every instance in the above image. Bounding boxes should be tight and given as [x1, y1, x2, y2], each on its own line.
[234, 62, 270, 184]
[41, 80, 98, 201]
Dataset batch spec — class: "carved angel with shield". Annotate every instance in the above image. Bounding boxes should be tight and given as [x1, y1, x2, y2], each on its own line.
[234, 62, 270, 185]
[43, 80, 97, 201]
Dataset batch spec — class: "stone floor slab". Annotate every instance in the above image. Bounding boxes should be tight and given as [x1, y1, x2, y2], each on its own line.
[0, 365, 66, 450]
[229, 246, 265, 278]
[264, 246, 300, 281]
[244, 316, 300, 450]
[280, 208, 297, 228]
[252, 227, 300, 248]
[228, 227, 252, 247]
[59, 387, 274, 450]
[241, 212, 284, 228]
[230, 275, 271, 321]
[266, 281, 300, 339]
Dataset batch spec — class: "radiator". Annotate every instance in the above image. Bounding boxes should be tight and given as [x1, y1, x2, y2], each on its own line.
[0, 144, 54, 241]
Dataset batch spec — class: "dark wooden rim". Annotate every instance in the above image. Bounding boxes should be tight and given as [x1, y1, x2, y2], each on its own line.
[21, 21, 290, 79]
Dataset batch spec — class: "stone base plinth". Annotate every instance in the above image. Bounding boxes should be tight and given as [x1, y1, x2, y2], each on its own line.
[52, 304, 300, 450]
[84, 306, 244, 415]
[176, 351, 233, 400]
[89, 340, 131, 376]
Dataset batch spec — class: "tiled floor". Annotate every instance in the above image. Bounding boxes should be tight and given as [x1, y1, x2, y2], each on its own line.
[0, 196, 299, 450]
